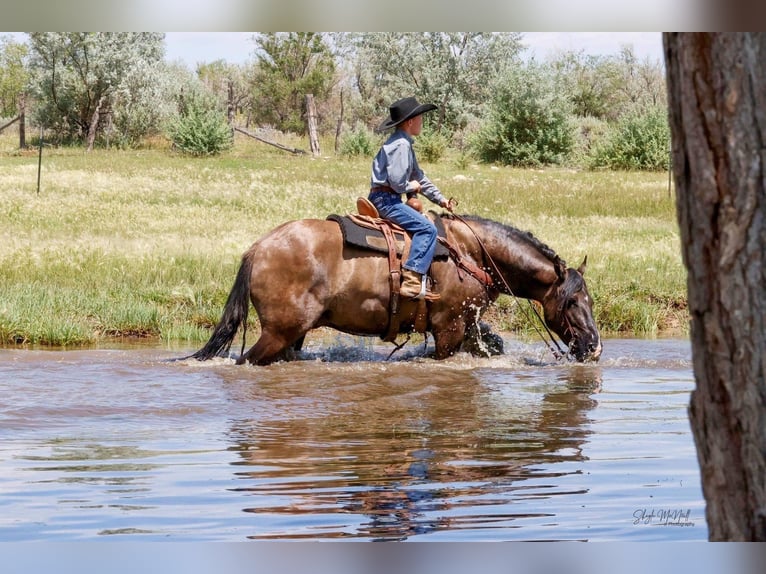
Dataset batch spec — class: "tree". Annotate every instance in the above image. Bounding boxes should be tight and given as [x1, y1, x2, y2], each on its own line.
[342, 33, 522, 135]
[27, 32, 164, 149]
[196, 60, 251, 125]
[0, 34, 28, 119]
[664, 32, 766, 541]
[249, 33, 335, 134]
[551, 45, 666, 122]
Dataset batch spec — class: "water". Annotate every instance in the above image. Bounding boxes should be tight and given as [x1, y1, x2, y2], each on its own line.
[0, 337, 706, 541]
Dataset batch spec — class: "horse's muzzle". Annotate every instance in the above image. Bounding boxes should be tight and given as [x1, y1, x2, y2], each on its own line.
[572, 337, 602, 362]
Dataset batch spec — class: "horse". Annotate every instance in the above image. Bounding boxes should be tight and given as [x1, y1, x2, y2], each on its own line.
[190, 212, 602, 365]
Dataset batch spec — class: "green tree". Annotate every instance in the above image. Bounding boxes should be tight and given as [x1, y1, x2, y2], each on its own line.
[107, 60, 198, 149]
[196, 59, 251, 125]
[472, 63, 574, 167]
[551, 45, 666, 122]
[342, 33, 522, 135]
[27, 32, 165, 149]
[249, 33, 335, 134]
[0, 34, 28, 118]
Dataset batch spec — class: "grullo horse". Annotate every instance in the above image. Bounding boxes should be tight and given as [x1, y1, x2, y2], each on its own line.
[191, 213, 602, 365]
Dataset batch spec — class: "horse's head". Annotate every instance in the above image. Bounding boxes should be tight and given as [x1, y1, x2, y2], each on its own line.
[542, 256, 602, 362]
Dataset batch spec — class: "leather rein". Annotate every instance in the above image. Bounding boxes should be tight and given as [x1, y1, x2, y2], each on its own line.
[443, 212, 572, 361]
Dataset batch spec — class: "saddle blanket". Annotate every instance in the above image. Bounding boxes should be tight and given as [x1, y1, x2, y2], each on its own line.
[327, 213, 449, 260]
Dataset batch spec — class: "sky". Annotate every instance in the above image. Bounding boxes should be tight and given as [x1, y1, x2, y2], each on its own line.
[5, 31, 664, 68]
[164, 32, 664, 68]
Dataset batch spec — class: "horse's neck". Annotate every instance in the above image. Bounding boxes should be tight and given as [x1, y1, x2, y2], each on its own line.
[460, 219, 558, 302]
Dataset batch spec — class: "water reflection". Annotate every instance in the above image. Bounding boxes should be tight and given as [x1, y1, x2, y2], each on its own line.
[0, 342, 703, 541]
[224, 362, 603, 540]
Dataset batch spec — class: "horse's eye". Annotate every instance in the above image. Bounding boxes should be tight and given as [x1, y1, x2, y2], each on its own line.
[567, 298, 578, 309]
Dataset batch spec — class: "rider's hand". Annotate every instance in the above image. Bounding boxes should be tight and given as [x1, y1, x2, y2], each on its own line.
[408, 180, 422, 194]
[442, 198, 457, 212]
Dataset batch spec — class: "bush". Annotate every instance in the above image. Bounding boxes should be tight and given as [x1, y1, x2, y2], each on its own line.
[167, 94, 233, 157]
[587, 105, 670, 171]
[472, 64, 575, 167]
[415, 128, 449, 163]
[566, 115, 610, 167]
[339, 124, 376, 157]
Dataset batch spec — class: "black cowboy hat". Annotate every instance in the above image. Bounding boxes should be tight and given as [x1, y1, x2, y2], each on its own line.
[376, 96, 437, 132]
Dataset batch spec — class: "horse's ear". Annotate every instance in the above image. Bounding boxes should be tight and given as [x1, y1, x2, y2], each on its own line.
[577, 255, 588, 275]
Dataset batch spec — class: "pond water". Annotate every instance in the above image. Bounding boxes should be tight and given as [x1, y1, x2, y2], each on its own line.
[0, 337, 706, 541]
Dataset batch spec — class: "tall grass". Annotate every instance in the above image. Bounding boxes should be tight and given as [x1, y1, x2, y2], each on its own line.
[0, 129, 686, 347]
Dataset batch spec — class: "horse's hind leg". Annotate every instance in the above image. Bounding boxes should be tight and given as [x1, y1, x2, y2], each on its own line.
[236, 326, 306, 366]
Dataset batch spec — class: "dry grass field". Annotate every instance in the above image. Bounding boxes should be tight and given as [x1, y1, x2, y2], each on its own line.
[0, 129, 686, 346]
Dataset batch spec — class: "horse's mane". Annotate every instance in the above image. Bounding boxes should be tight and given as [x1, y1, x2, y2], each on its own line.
[455, 214, 568, 271]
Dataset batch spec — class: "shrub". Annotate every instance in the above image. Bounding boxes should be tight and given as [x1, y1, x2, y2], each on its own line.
[339, 124, 376, 157]
[472, 64, 575, 167]
[587, 105, 670, 171]
[167, 93, 233, 157]
[568, 115, 610, 167]
[415, 128, 449, 163]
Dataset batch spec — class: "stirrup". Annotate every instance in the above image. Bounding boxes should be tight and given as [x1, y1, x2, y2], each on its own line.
[407, 274, 440, 301]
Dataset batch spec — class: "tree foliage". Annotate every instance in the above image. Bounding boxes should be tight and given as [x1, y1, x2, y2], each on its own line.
[10, 32, 673, 170]
[167, 88, 233, 156]
[27, 32, 165, 147]
[0, 35, 28, 118]
[551, 45, 666, 121]
[249, 33, 335, 134]
[340, 32, 522, 135]
[587, 104, 670, 171]
[196, 59, 251, 125]
[472, 63, 574, 167]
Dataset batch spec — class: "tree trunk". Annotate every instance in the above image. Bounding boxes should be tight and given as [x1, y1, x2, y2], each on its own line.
[227, 80, 235, 125]
[86, 95, 106, 152]
[305, 93, 320, 157]
[19, 93, 25, 149]
[334, 88, 344, 154]
[664, 32, 766, 541]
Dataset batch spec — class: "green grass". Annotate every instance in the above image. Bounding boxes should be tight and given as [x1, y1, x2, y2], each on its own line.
[0, 129, 687, 347]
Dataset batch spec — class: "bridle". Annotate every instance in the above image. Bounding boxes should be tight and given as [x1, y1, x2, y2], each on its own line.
[442, 212, 575, 362]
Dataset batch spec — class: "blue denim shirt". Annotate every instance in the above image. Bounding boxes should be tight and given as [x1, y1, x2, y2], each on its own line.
[370, 129, 446, 206]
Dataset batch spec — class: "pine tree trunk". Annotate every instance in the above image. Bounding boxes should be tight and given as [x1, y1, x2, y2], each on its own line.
[664, 32, 766, 541]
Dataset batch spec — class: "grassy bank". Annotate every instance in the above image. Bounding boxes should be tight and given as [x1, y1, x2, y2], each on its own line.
[0, 130, 687, 347]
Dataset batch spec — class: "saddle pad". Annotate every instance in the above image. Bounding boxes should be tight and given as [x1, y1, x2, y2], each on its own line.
[327, 213, 449, 259]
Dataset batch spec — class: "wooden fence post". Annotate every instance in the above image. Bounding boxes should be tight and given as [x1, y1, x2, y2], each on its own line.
[306, 94, 320, 157]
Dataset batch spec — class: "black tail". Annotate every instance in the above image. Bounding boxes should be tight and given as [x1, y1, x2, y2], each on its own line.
[190, 255, 253, 361]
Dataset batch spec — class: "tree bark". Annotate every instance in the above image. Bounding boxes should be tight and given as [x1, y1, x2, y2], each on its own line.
[19, 93, 26, 149]
[227, 80, 235, 125]
[664, 32, 766, 541]
[334, 88, 344, 154]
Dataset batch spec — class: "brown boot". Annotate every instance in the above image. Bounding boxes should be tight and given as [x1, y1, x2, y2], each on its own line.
[400, 269, 440, 301]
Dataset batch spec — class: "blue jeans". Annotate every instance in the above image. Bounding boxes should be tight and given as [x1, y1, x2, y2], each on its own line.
[369, 190, 436, 275]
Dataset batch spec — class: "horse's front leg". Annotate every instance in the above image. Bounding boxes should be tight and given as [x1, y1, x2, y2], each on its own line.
[431, 317, 466, 359]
